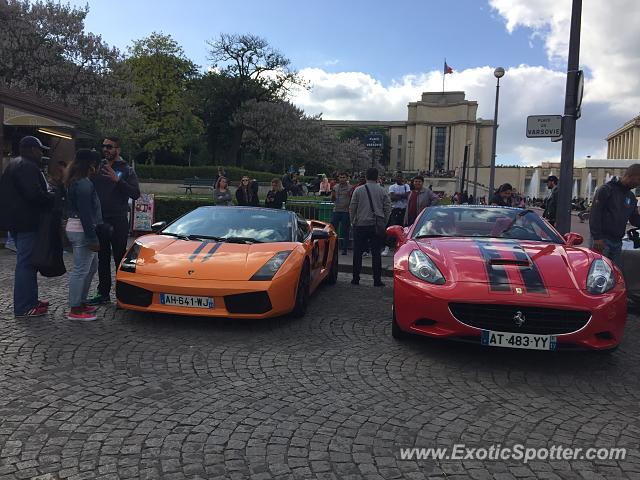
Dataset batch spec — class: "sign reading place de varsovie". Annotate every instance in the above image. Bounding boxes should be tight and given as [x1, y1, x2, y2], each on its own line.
[526, 115, 562, 139]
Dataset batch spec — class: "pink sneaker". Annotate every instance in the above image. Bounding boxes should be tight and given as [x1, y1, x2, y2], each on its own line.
[68, 310, 97, 321]
[15, 305, 48, 319]
[82, 305, 98, 314]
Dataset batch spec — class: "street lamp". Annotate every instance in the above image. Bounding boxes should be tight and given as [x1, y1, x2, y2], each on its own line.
[407, 140, 414, 171]
[488, 66, 505, 199]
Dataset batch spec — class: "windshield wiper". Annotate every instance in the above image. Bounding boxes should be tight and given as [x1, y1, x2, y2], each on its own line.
[160, 232, 189, 240]
[220, 236, 263, 244]
[186, 234, 224, 242]
[414, 234, 450, 239]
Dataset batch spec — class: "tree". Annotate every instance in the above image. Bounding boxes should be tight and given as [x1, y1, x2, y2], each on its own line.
[0, 0, 134, 137]
[205, 33, 306, 166]
[126, 33, 204, 164]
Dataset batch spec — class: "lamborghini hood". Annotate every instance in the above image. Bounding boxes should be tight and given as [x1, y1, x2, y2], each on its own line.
[131, 235, 296, 281]
[413, 237, 593, 291]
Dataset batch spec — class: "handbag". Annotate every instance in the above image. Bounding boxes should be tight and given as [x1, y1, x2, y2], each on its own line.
[32, 208, 66, 277]
[364, 185, 387, 238]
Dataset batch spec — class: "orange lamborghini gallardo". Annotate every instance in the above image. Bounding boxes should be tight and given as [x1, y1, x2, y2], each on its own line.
[116, 206, 339, 318]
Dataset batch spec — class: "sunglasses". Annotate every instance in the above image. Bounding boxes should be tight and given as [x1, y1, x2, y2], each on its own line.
[242, 179, 250, 182]
[101, 144, 117, 150]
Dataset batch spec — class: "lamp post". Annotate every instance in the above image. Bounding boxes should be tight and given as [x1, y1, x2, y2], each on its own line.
[488, 67, 505, 199]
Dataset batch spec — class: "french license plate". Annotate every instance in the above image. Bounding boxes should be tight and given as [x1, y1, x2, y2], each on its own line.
[160, 293, 213, 309]
[481, 330, 556, 350]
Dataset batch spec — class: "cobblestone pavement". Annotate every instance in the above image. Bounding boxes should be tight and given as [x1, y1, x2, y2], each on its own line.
[1, 250, 640, 480]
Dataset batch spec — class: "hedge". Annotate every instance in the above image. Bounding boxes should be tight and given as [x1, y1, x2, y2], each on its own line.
[135, 165, 283, 182]
[153, 196, 335, 224]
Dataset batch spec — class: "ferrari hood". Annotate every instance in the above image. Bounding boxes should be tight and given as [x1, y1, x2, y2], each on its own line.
[414, 238, 593, 291]
[132, 235, 296, 281]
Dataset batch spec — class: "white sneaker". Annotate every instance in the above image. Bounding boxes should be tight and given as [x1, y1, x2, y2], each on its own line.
[5, 241, 16, 252]
[362, 252, 371, 257]
[381, 247, 390, 257]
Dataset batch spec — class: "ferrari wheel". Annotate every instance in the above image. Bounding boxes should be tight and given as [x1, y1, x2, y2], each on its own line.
[324, 244, 338, 285]
[392, 304, 408, 340]
[292, 263, 310, 318]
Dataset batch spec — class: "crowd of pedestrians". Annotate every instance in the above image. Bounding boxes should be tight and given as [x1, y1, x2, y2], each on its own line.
[0, 136, 140, 321]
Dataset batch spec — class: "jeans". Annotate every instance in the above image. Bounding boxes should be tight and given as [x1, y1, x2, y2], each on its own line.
[97, 216, 129, 297]
[352, 225, 383, 282]
[331, 211, 350, 253]
[12, 231, 38, 316]
[590, 237, 623, 267]
[67, 231, 98, 308]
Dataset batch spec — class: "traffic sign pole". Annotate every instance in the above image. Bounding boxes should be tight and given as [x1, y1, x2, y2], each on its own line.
[556, 0, 582, 235]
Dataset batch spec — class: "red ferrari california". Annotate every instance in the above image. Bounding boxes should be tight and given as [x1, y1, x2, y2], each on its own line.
[387, 206, 627, 351]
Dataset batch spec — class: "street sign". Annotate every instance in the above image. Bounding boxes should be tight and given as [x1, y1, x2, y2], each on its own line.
[366, 131, 384, 148]
[526, 115, 563, 138]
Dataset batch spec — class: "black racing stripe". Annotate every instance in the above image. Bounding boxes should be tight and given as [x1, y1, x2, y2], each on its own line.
[189, 241, 208, 262]
[201, 243, 221, 263]
[511, 246, 547, 294]
[476, 240, 511, 292]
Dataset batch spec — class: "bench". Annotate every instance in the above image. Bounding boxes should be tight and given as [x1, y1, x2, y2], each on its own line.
[180, 177, 215, 194]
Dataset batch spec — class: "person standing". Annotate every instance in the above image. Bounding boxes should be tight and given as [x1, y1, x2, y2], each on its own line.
[590, 164, 640, 265]
[404, 175, 439, 226]
[88, 137, 140, 305]
[542, 175, 559, 226]
[331, 172, 351, 255]
[490, 183, 513, 207]
[236, 176, 259, 206]
[385, 173, 410, 256]
[65, 150, 103, 321]
[265, 178, 287, 209]
[213, 176, 233, 206]
[349, 168, 391, 287]
[0, 136, 54, 318]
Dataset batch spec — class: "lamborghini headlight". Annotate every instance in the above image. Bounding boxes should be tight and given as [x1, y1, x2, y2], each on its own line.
[251, 251, 292, 281]
[586, 259, 615, 294]
[408, 250, 445, 284]
[120, 242, 141, 273]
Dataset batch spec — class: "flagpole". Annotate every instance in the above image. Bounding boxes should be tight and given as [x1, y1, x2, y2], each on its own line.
[442, 58, 446, 93]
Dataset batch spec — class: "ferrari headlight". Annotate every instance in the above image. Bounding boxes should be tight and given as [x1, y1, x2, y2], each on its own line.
[586, 259, 615, 294]
[120, 243, 141, 273]
[251, 251, 292, 281]
[408, 250, 445, 284]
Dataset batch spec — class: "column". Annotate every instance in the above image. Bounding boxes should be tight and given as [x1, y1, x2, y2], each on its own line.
[415, 124, 429, 172]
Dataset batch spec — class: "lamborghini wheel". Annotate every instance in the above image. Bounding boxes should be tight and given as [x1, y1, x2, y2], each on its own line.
[392, 304, 408, 340]
[324, 244, 338, 285]
[292, 263, 310, 318]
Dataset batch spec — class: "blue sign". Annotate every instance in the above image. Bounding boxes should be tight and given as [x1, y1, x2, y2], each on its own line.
[366, 132, 384, 149]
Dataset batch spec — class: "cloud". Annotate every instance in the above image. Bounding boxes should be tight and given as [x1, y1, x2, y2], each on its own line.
[323, 59, 340, 66]
[290, 1, 640, 166]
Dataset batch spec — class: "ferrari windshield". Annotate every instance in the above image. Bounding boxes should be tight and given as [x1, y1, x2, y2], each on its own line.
[412, 206, 564, 244]
[162, 206, 294, 243]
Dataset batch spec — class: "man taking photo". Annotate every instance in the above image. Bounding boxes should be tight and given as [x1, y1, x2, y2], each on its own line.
[87, 137, 140, 305]
[590, 164, 640, 265]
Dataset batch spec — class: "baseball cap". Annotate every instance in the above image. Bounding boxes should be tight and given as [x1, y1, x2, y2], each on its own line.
[547, 175, 558, 183]
[19, 136, 50, 150]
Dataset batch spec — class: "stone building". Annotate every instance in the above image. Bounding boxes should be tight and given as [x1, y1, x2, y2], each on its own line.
[607, 114, 640, 159]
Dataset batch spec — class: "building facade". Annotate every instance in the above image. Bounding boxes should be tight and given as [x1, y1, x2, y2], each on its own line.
[323, 91, 495, 173]
[607, 114, 640, 159]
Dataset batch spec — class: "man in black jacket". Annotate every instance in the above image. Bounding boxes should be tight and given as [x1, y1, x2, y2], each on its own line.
[590, 164, 640, 265]
[87, 136, 140, 304]
[0, 136, 54, 317]
[542, 175, 559, 226]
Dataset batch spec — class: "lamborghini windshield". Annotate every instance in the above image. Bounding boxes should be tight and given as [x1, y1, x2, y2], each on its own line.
[162, 206, 294, 243]
[412, 206, 564, 244]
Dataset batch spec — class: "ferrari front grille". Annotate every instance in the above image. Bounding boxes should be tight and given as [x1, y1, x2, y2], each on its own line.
[449, 303, 591, 335]
[224, 291, 272, 314]
[116, 281, 153, 307]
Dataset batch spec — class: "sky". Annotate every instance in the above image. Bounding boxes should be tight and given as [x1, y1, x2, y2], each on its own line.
[74, 0, 640, 166]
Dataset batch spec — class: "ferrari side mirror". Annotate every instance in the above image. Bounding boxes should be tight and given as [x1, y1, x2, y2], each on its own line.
[563, 232, 583, 246]
[386, 225, 407, 246]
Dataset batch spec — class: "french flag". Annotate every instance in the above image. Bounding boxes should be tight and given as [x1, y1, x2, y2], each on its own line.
[444, 61, 453, 74]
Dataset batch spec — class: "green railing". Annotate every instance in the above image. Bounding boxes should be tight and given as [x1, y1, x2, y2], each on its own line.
[285, 199, 334, 222]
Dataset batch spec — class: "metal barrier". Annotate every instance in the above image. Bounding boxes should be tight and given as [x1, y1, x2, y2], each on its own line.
[286, 200, 352, 250]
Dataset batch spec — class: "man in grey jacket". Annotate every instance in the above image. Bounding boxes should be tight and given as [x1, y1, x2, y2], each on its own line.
[404, 175, 439, 226]
[349, 168, 391, 286]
